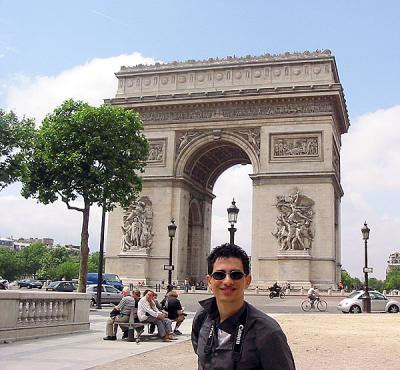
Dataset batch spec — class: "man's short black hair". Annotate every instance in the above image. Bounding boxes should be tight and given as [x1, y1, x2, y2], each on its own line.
[207, 243, 250, 275]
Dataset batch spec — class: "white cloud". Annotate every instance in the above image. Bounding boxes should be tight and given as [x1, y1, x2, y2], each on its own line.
[341, 105, 400, 279]
[4, 52, 157, 123]
[0, 183, 102, 250]
[342, 106, 400, 192]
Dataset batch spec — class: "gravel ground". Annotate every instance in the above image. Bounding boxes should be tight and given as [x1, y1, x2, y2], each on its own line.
[91, 314, 400, 370]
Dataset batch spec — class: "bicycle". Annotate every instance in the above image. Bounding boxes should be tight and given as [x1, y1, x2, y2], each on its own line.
[301, 297, 327, 312]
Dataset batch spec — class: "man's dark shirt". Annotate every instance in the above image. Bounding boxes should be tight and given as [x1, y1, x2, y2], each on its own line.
[161, 296, 182, 320]
[191, 297, 295, 370]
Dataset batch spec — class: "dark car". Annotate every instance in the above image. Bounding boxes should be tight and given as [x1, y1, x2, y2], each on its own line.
[46, 281, 76, 292]
[18, 279, 43, 289]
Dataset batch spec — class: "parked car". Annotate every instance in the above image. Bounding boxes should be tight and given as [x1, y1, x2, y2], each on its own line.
[0, 276, 8, 290]
[46, 281, 76, 292]
[337, 290, 400, 314]
[86, 273, 123, 291]
[18, 279, 43, 289]
[86, 284, 123, 307]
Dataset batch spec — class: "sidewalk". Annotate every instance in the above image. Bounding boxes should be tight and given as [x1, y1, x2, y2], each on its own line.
[0, 309, 193, 370]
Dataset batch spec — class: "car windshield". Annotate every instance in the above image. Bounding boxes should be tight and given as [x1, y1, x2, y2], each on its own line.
[48, 282, 58, 287]
[347, 291, 361, 299]
[104, 275, 120, 282]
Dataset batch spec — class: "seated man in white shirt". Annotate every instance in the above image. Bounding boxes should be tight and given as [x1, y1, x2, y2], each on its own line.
[137, 289, 177, 342]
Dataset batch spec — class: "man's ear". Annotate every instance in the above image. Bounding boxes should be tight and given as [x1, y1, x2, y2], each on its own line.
[207, 275, 212, 290]
[245, 274, 252, 289]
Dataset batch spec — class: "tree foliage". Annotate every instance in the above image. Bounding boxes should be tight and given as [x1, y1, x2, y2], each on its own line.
[0, 244, 99, 281]
[0, 248, 22, 281]
[21, 99, 149, 292]
[0, 109, 35, 190]
[385, 271, 400, 290]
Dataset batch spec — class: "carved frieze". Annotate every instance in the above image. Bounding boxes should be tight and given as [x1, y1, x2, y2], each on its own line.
[233, 128, 261, 156]
[332, 142, 340, 179]
[147, 139, 166, 166]
[121, 196, 154, 253]
[140, 100, 333, 124]
[270, 132, 322, 161]
[176, 131, 202, 155]
[272, 190, 315, 252]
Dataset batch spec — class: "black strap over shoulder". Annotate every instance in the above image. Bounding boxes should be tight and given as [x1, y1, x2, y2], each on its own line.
[203, 304, 248, 368]
[232, 305, 248, 365]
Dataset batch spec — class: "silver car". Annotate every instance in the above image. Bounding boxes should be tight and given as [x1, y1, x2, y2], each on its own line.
[337, 290, 400, 314]
[86, 284, 123, 307]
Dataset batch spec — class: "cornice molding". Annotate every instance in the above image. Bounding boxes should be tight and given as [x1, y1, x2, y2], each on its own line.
[117, 50, 333, 74]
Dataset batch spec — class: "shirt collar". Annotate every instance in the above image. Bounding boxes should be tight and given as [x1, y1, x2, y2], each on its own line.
[198, 297, 247, 334]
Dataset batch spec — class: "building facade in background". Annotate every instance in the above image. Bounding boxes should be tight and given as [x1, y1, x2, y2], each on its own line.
[387, 252, 400, 275]
[105, 50, 349, 289]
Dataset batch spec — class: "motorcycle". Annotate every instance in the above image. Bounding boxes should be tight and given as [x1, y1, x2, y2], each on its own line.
[268, 286, 285, 299]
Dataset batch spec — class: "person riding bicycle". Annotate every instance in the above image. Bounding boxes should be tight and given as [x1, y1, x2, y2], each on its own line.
[307, 286, 319, 307]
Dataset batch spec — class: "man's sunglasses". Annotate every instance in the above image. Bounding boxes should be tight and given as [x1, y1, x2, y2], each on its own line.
[210, 270, 246, 281]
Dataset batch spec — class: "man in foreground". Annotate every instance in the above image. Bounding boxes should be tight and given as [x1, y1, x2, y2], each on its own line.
[191, 243, 295, 369]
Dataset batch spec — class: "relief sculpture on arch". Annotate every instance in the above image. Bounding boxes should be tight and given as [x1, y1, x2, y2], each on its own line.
[272, 190, 315, 252]
[121, 196, 154, 252]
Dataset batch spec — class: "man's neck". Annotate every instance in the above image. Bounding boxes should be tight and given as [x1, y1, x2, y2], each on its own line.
[217, 299, 245, 323]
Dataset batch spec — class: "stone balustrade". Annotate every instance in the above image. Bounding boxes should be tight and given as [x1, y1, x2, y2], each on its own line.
[0, 290, 90, 343]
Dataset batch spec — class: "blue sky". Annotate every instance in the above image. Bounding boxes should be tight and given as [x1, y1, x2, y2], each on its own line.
[1, 1, 399, 280]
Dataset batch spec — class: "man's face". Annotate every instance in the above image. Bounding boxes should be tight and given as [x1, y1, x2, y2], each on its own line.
[146, 291, 154, 302]
[207, 257, 251, 305]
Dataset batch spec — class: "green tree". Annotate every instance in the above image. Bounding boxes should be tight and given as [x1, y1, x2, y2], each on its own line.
[0, 109, 35, 190]
[368, 277, 385, 292]
[52, 260, 80, 281]
[341, 269, 353, 289]
[88, 251, 102, 273]
[22, 100, 149, 292]
[385, 271, 400, 290]
[0, 248, 23, 281]
[17, 242, 48, 278]
[38, 246, 74, 279]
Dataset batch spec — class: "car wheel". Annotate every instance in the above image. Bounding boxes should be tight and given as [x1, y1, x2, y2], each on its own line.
[28, 285, 32, 289]
[38, 286, 42, 289]
[388, 305, 399, 313]
[349, 305, 361, 314]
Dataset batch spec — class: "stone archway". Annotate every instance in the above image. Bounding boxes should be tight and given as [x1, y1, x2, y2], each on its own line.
[105, 50, 349, 289]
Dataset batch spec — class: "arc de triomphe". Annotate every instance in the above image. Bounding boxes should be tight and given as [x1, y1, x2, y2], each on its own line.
[105, 50, 349, 289]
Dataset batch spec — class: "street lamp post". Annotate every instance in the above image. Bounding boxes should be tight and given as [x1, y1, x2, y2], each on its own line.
[167, 219, 177, 286]
[227, 199, 239, 244]
[361, 221, 371, 313]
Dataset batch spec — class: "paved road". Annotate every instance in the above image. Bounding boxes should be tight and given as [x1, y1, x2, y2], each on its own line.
[178, 292, 343, 314]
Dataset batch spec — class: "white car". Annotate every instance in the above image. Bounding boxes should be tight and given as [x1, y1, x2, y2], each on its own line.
[86, 284, 123, 307]
[337, 290, 400, 314]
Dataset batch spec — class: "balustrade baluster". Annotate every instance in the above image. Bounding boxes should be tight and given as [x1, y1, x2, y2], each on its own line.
[52, 301, 58, 322]
[35, 300, 42, 323]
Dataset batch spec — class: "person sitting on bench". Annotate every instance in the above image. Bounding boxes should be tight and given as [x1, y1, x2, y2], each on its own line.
[103, 287, 135, 340]
[161, 290, 186, 335]
[137, 289, 177, 342]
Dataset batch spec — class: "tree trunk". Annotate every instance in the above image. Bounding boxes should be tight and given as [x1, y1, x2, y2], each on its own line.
[78, 197, 90, 293]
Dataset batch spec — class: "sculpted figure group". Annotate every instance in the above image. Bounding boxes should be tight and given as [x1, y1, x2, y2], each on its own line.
[121, 196, 154, 251]
[272, 190, 314, 251]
